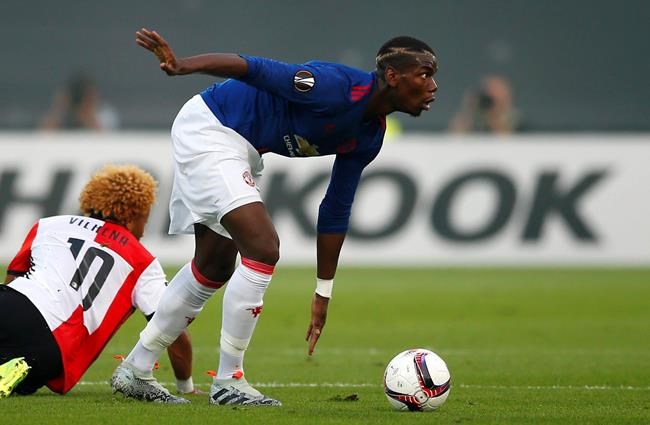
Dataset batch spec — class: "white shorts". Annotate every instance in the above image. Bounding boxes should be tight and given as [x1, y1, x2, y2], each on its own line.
[168, 95, 264, 239]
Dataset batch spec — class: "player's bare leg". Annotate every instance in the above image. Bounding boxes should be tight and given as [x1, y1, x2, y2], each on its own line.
[206, 202, 281, 406]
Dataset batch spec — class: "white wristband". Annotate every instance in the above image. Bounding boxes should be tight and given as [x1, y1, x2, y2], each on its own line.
[176, 377, 194, 394]
[315, 278, 334, 298]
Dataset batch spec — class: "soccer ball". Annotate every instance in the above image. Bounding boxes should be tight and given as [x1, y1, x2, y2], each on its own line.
[383, 348, 451, 411]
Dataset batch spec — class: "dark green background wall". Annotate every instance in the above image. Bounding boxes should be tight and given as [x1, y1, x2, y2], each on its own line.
[1, 0, 648, 131]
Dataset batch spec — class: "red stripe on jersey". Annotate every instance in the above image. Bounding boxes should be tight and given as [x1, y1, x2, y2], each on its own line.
[351, 88, 370, 102]
[7, 221, 39, 274]
[241, 257, 275, 275]
[48, 272, 138, 393]
[191, 260, 225, 289]
[351, 84, 371, 90]
[46, 221, 154, 394]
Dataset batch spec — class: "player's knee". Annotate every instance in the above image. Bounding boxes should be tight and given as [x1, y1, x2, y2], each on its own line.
[251, 240, 280, 266]
[193, 258, 236, 283]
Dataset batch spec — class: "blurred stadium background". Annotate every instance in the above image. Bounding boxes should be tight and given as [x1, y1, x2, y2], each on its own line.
[1, 0, 649, 132]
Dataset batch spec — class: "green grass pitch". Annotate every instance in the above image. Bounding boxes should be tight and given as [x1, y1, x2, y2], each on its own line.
[1, 266, 649, 424]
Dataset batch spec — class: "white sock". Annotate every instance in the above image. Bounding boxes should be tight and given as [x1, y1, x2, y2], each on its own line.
[217, 258, 273, 379]
[124, 341, 158, 375]
[126, 261, 220, 372]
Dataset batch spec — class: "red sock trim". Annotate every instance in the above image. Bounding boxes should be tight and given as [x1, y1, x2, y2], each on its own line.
[241, 257, 275, 275]
[191, 260, 225, 289]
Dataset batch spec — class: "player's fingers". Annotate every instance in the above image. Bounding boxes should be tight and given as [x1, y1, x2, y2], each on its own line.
[141, 28, 156, 38]
[308, 327, 321, 355]
[136, 30, 156, 44]
[135, 38, 150, 49]
[136, 40, 157, 54]
[140, 30, 164, 50]
[150, 30, 168, 46]
[305, 324, 313, 341]
[136, 34, 159, 52]
[135, 33, 152, 46]
[308, 336, 318, 355]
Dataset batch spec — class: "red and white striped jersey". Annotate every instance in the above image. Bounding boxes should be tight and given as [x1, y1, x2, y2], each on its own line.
[7, 215, 167, 394]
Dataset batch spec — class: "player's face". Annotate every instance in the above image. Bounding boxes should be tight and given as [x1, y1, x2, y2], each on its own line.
[393, 64, 437, 117]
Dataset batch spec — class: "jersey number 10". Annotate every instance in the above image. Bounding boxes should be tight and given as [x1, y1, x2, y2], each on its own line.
[67, 237, 115, 310]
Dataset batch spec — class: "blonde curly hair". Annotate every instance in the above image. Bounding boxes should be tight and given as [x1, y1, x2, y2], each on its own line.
[79, 164, 157, 225]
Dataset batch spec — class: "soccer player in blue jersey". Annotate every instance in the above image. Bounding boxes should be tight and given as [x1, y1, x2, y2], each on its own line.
[112, 28, 437, 406]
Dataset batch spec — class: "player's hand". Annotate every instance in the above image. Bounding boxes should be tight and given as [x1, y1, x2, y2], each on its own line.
[135, 28, 182, 76]
[306, 293, 330, 356]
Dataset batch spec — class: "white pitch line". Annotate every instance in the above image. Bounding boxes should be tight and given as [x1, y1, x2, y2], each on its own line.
[77, 381, 650, 391]
[457, 384, 650, 391]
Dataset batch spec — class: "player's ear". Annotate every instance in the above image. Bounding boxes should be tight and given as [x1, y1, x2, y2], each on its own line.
[384, 66, 401, 88]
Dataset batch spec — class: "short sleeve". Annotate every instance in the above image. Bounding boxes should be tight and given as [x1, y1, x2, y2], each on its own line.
[7, 221, 39, 275]
[132, 259, 167, 317]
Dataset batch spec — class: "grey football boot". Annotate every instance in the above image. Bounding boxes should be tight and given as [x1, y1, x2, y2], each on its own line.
[111, 362, 189, 404]
[209, 371, 281, 406]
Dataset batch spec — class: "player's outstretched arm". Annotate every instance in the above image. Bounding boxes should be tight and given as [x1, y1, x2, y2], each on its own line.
[306, 293, 330, 356]
[306, 233, 345, 355]
[135, 28, 247, 78]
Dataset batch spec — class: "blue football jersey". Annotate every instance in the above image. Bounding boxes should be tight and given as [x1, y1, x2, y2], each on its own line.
[200, 55, 386, 233]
